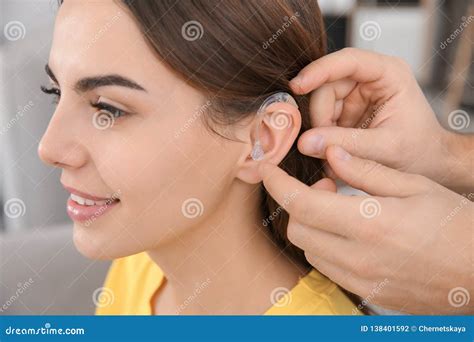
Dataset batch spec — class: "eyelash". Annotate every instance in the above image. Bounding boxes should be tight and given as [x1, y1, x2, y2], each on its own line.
[40, 85, 129, 119]
[40, 85, 60, 104]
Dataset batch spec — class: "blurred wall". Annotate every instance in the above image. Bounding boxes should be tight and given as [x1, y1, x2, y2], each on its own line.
[1, 0, 69, 232]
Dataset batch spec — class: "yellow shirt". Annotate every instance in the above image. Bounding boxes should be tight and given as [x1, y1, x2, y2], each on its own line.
[95, 252, 361, 315]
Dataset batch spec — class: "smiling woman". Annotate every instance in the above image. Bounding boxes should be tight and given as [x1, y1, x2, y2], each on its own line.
[37, 0, 361, 315]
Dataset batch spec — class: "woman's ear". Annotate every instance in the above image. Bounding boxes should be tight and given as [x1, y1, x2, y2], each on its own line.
[236, 102, 301, 184]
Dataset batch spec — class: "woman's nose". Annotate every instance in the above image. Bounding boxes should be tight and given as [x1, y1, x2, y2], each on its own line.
[37, 109, 88, 169]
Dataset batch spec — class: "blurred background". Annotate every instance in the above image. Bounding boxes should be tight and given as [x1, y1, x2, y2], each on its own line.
[0, 0, 472, 314]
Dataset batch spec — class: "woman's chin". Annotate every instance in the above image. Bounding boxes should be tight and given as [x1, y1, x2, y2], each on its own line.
[72, 232, 107, 260]
[72, 222, 117, 260]
[71, 221, 146, 260]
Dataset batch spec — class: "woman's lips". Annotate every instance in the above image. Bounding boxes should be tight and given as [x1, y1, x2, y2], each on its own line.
[67, 196, 120, 224]
[63, 186, 121, 224]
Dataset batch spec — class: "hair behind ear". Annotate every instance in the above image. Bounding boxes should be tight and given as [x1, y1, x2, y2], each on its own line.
[260, 94, 325, 268]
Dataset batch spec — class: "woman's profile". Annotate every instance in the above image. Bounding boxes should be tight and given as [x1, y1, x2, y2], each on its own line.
[38, 0, 361, 315]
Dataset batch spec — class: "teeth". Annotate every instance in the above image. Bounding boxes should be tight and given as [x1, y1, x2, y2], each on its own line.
[85, 199, 95, 206]
[70, 193, 110, 206]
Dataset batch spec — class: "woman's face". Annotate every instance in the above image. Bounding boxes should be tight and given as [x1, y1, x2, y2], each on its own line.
[38, 0, 250, 259]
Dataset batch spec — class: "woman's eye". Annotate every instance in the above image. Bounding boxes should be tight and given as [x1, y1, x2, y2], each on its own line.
[91, 101, 128, 119]
[40, 85, 128, 120]
[40, 85, 61, 104]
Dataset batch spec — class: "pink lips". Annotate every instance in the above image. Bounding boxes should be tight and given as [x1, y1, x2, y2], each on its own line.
[63, 186, 120, 224]
[66, 198, 119, 224]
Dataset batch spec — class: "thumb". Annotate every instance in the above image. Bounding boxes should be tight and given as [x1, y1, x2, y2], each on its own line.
[325, 145, 430, 197]
[298, 126, 387, 162]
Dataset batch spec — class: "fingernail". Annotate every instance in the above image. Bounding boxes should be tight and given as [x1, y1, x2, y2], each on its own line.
[334, 146, 351, 161]
[306, 134, 325, 155]
[290, 76, 304, 92]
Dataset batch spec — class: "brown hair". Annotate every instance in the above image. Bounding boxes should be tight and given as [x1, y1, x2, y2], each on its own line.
[121, 0, 327, 269]
[60, 0, 327, 268]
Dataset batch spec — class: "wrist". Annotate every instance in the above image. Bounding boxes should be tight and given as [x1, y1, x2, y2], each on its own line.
[439, 130, 473, 193]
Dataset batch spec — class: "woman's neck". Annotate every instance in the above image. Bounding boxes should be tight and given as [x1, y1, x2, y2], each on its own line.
[147, 181, 308, 314]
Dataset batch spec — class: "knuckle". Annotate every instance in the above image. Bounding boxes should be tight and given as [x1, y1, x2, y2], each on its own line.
[286, 221, 297, 243]
[287, 221, 304, 246]
[292, 194, 315, 224]
[391, 56, 410, 70]
[389, 56, 413, 81]
[358, 159, 383, 179]
[304, 251, 318, 267]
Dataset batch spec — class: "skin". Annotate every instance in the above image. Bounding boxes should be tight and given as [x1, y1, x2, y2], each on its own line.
[259, 48, 473, 314]
[38, 0, 312, 314]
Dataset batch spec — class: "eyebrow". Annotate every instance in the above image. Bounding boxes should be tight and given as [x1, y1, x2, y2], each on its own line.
[44, 64, 147, 93]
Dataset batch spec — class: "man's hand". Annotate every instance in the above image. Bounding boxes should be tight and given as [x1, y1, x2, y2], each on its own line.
[290, 48, 472, 193]
[259, 146, 473, 314]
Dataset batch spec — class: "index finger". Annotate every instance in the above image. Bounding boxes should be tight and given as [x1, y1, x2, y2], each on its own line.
[258, 162, 362, 238]
[290, 48, 386, 94]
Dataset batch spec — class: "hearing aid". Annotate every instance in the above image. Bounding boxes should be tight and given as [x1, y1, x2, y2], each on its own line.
[250, 92, 298, 161]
